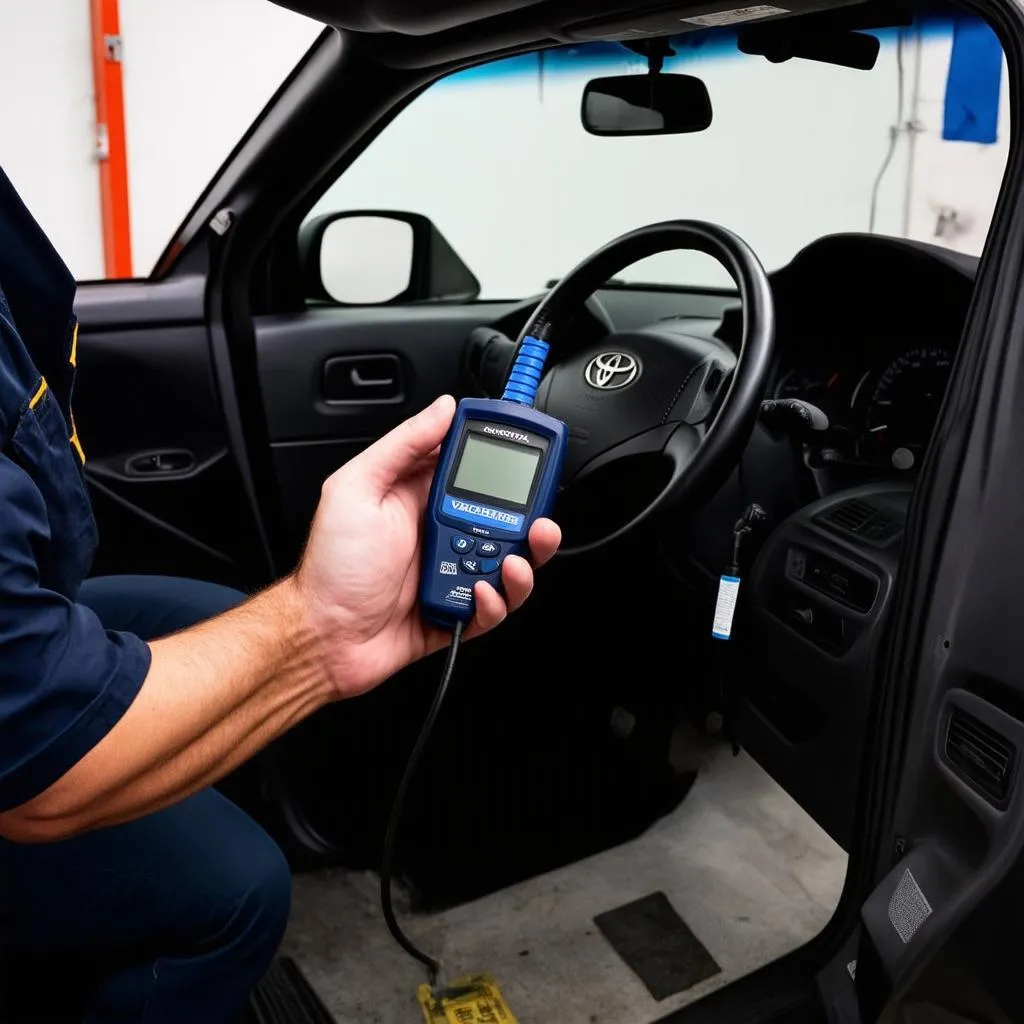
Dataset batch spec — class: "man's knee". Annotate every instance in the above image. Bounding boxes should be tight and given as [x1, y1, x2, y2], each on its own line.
[174, 793, 293, 963]
[230, 832, 292, 955]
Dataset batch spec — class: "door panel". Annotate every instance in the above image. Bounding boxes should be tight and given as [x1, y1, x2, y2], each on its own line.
[251, 288, 730, 560]
[74, 281, 267, 590]
[253, 302, 518, 557]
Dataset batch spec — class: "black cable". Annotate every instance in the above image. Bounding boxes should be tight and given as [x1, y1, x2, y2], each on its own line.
[380, 620, 465, 988]
[868, 28, 906, 234]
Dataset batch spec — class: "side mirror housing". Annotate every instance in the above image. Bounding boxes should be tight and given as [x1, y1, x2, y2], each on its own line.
[298, 210, 480, 305]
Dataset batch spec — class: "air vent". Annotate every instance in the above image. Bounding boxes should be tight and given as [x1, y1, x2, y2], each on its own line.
[816, 500, 901, 544]
[945, 707, 1016, 805]
[824, 499, 874, 531]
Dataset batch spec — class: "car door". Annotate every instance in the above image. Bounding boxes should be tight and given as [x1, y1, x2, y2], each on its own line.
[253, 208, 532, 566]
[836, 27, 1024, 1019]
[73, 276, 272, 592]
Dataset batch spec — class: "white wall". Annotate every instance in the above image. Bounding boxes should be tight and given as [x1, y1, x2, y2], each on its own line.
[119, 0, 321, 275]
[905, 35, 1009, 254]
[0, 0, 104, 278]
[0, 0, 319, 280]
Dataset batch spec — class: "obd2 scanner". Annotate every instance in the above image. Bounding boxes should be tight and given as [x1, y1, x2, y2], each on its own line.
[420, 336, 566, 628]
[381, 337, 567, 992]
[419, 371, 566, 628]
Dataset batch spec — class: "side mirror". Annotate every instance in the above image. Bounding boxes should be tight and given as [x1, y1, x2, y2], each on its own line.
[581, 74, 713, 137]
[298, 210, 480, 305]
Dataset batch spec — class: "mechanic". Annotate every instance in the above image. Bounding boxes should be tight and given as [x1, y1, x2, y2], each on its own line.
[0, 165, 561, 1023]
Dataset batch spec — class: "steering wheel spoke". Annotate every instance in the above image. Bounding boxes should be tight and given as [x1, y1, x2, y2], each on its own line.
[571, 422, 680, 485]
[664, 422, 703, 474]
[513, 219, 775, 552]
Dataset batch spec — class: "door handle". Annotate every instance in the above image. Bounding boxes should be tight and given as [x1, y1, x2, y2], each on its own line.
[126, 450, 196, 476]
[350, 367, 395, 388]
[323, 354, 404, 404]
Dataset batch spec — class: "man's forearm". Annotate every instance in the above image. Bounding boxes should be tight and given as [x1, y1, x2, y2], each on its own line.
[0, 579, 335, 842]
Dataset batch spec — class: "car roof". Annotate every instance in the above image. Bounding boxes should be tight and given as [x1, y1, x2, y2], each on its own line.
[268, 0, 903, 68]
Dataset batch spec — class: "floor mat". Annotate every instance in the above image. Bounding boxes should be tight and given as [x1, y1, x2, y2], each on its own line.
[283, 747, 847, 1024]
[594, 892, 720, 1001]
[248, 957, 337, 1024]
[401, 725, 696, 909]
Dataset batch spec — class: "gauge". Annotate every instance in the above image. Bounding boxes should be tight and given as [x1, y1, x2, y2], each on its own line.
[862, 346, 953, 470]
[774, 368, 844, 402]
[775, 369, 821, 401]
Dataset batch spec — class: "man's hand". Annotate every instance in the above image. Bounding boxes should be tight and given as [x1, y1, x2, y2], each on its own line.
[0, 395, 559, 842]
[294, 394, 561, 699]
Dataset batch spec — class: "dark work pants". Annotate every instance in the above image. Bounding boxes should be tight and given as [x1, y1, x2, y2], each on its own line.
[0, 576, 292, 1024]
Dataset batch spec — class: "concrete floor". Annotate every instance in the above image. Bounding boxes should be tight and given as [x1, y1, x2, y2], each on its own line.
[282, 745, 848, 1024]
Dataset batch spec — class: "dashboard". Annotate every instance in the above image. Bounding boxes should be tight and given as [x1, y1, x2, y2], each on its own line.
[741, 234, 978, 484]
[775, 341, 953, 475]
[480, 232, 978, 559]
[719, 234, 980, 847]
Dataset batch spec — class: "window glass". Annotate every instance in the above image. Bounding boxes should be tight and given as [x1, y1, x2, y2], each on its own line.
[305, 16, 1008, 298]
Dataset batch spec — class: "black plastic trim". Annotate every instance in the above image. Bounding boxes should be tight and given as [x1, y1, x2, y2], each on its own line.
[74, 276, 206, 327]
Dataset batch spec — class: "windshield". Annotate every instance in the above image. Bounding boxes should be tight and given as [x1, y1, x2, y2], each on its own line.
[307, 15, 1007, 297]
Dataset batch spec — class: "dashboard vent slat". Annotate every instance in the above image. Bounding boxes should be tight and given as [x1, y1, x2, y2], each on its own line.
[825, 499, 874, 531]
[945, 707, 1016, 805]
[816, 499, 901, 544]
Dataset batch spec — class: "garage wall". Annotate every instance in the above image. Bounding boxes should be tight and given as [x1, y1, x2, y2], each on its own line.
[0, 0, 104, 278]
[0, 4, 1010, 285]
[119, 0, 321, 276]
[0, 0, 319, 280]
[907, 35, 1010, 255]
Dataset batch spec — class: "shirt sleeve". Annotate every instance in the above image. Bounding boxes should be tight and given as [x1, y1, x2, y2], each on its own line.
[0, 451, 150, 812]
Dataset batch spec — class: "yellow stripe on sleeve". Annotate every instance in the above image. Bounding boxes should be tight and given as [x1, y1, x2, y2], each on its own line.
[29, 377, 48, 409]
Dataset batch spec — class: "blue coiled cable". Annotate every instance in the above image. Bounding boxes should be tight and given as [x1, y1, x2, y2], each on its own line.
[501, 336, 550, 407]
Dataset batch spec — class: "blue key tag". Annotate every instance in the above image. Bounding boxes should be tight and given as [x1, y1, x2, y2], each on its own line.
[712, 575, 741, 640]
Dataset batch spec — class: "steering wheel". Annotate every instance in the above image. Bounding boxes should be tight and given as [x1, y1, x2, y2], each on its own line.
[514, 220, 775, 555]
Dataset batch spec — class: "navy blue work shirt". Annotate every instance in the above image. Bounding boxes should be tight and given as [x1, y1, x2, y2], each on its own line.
[0, 167, 149, 813]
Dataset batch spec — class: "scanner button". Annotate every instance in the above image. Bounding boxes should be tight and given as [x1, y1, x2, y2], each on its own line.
[451, 535, 475, 555]
[477, 541, 501, 557]
[460, 557, 482, 575]
[481, 558, 501, 575]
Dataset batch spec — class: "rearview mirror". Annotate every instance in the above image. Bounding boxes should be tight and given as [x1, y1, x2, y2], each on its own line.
[581, 74, 712, 137]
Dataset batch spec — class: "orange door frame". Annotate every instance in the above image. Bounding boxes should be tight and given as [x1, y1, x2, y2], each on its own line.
[89, 0, 133, 278]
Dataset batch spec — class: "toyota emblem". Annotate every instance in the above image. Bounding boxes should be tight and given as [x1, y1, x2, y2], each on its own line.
[584, 351, 641, 391]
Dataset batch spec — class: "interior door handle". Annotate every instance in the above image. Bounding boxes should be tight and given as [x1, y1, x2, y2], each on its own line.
[350, 367, 395, 388]
[323, 354, 404, 404]
[126, 449, 195, 476]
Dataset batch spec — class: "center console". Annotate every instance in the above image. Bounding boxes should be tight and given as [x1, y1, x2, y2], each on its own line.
[733, 482, 913, 848]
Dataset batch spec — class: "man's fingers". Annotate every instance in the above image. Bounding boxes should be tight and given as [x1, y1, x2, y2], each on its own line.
[469, 580, 508, 636]
[500, 555, 535, 614]
[465, 531, 550, 637]
[362, 395, 456, 491]
[528, 518, 561, 568]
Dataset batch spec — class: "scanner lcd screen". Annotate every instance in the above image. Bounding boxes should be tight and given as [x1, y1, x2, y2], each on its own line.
[452, 434, 541, 506]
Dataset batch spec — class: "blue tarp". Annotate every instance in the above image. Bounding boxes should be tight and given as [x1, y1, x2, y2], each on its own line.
[943, 17, 1002, 144]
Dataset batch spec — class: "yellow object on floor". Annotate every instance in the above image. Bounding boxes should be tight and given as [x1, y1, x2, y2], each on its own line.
[417, 974, 518, 1023]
